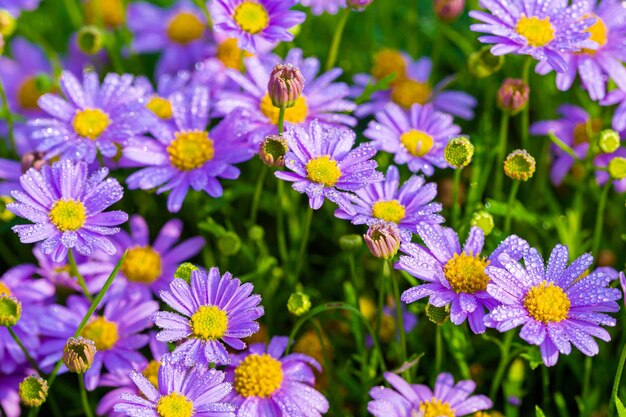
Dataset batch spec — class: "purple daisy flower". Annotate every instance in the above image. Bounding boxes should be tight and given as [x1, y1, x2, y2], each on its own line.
[469, 0, 596, 73]
[364, 102, 461, 176]
[39, 294, 158, 390]
[127, 1, 214, 77]
[30, 70, 149, 163]
[334, 165, 443, 241]
[0, 0, 40, 15]
[398, 224, 529, 334]
[368, 372, 492, 416]
[0, 370, 27, 417]
[215, 48, 357, 146]
[124, 86, 254, 213]
[153, 267, 264, 366]
[594, 147, 626, 192]
[113, 358, 235, 417]
[224, 336, 329, 416]
[0, 158, 22, 196]
[7, 160, 127, 262]
[210, 0, 306, 53]
[535, 0, 626, 100]
[299, 0, 347, 14]
[276, 121, 383, 213]
[484, 244, 622, 366]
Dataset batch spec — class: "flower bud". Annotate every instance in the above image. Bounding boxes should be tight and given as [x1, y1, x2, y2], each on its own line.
[0, 196, 14, 222]
[347, 0, 374, 10]
[339, 234, 363, 253]
[608, 156, 626, 180]
[599, 129, 621, 154]
[434, 0, 464, 22]
[0, 295, 21, 327]
[444, 136, 474, 168]
[504, 149, 536, 181]
[19, 375, 48, 408]
[21, 152, 47, 173]
[259, 135, 288, 168]
[267, 64, 304, 109]
[468, 46, 504, 79]
[508, 358, 525, 384]
[174, 262, 198, 283]
[471, 211, 494, 236]
[217, 231, 241, 256]
[497, 78, 529, 115]
[248, 225, 264, 242]
[363, 222, 401, 260]
[425, 303, 450, 325]
[77, 26, 104, 55]
[63, 337, 97, 374]
[0, 10, 16, 38]
[287, 292, 311, 316]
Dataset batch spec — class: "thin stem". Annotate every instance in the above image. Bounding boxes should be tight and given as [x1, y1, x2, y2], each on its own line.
[504, 181, 520, 234]
[325, 9, 351, 71]
[435, 325, 443, 377]
[489, 331, 515, 401]
[293, 208, 314, 284]
[542, 366, 551, 413]
[608, 341, 626, 417]
[494, 113, 510, 200]
[592, 183, 610, 257]
[68, 249, 93, 302]
[278, 108, 286, 135]
[62, 0, 83, 29]
[521, 57, 532, 148]
[389, 260, 407, 370]
[250, 164, 269, 225]
[8, 327, 42, 375]
[276, 179, 289, 266]
[193, 0, 213, 27]
[582, 356, 593, 401]
[0, 78, 16, 154]
[451, 168, 462, 227]
[78, 374, 94, 417]
[376, 261, 388, 343]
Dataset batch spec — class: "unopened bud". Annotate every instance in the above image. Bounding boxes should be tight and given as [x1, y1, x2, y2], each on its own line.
[347, 0, 374, 10]
[63, 337, 97, 373]
[504, 149, 536, 181]
[339, 234, 363, 253]
[174, 263, 198, 283]
[267, 64, 304, 109]
[434, 0, 464, 22]
[599, 129, 621, 154]
[287, 292, 311, 316]
[259, 135, 288, 168]
[444, 136, 474, 168]
[248, 225, 264, 242]
[0, 10, 16, 38]
[468, 46, 504, 79]
[497, 78, 529, 115]
[0, 295, 21, 327]
[19, 375, 48, 408]
[217, 231, 241, 256]
[471, 211, 494, 236]
[363, 222, 401, 260]
[77, 26, 104, 55]
[425, 303, 449, 325]
[21, 152, 47, 173]
[508, 358, 525, 383]
[609, 156, 626, 180]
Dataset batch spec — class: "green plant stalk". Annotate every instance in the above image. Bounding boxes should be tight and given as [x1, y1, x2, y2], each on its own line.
[435, 325, 443, 377]
[494, 112, 509, 200]
[591, 183, 610, 257]
[63, 0, 83, 30]
[325, 9, 351, 71]
[278, 108, 286, 135]
[276, 179, 289, 266]
[250, 164, 269, 225]
[451, 168, 462, 227]
[389, 261, 407, 366]
[68, 249, 93, 302]
[521, 57, 532, 148]
[542, 366, 551, 414]
[376, 261, 388, 345]
[193, 0, 213, 27]
[0, 79, 16, 153]
[346, 255, 367, 412]
[78, 374, 94, 417]
[293, 208, 314, 284]
[608, 340, 626, 417]
[489, 330, 515, 401]
[8, 327, 43, 375]
[504, 181, 520, 234]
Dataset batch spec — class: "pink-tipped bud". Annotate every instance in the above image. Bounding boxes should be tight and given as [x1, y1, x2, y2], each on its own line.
[348, 0, 374, 10]
[21, 152, 47, 173]
[63, 337, 97, 374]
[363, 222, 401, 260]
[267, 64, 305, 109]
[434, 0, 465, 22]
[497, 78, 530, 115]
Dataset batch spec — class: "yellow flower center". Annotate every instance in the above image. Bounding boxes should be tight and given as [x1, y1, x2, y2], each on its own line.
[443, 252, 490, 294]
[121, 245, 163, 284]
[371, 200, 406, 224]
[581, 14, 608, 54]
[147, 96, 173, 120]
[259, 94, 309, 125]
[156, 393, 193, 417]
[0, 282, 11, 297]
[0, 196, 15, 222]
[371, 49, 407, 82]
[400, 129, 434, 157]
[233, 2, 269, 34]
[167, 130, 215, 171]
[515, 14, 556, 47]
[18, 77, 42, 110]
[142, 360, 161, 389]
[419, 398, 455, 417]
[72, 108, 111, 140]
[305, 155, 342, 186]
[234, 353, 283, 398]
[190, 305, 228, 340]
[166, 12, 205, 44]
[523, 281, 571, 323]
[80, 316, 119, 351]
[391, 79, 431, 108]
[49, 199, 87, 232]
[85, 0, 126, 27]
[217, 38, 253, 69]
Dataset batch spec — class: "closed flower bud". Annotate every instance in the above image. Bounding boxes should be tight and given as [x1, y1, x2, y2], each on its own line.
[259, 135, 288, 167]
[468, 46, 504, 78]
[348, 0, 374, 10]
[363, 222, 401, 260]
[599, 129, 621, 154]
[504, 149, 536, 181]
[19, 375, 48, 408]
[174, 262, 198, 283]
[21, 152, 47, 173]
[0, 295, 21, 327]
[434, 0, 464, 22]
[425, 303, 449, 325]
[339, 234, 363, 253]
[248, 225, 264, 242]
[497, 78, 529, 115]
[77, 26, 104, 55]
[63, 337, 97, 374]
[267, 64, 304, 109]
[0, 10, 16, 37]
[508, 358, 525, 384]
[444, 136, 474, 168]
[608, 156, 626, 180]
[471, 211, 494, 236]
[217, 231, 242, 256]
[287, 292, 311, 316]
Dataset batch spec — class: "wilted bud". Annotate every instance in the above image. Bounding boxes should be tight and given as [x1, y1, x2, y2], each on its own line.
[174, 262, 198, 283]
[0, 10, 16, 38]
[267, 64, 304, 109]
[0, 295, 21, 327]
[497, 78, 529, 115]
[608, 156, 626, 180]
[504, 149, 536, 181]
[217, 231, 241, 256]
[599, 129, 621, 154]
[363, 222, 401, 260]
[347, 0, 374, 10]
[339, 234, 363, 253]
[259, 135, 288, 168]
[444, 136, 474, 168]
[434, 0, 464, 22]
[425, 303, 449, 325]
[19, 375, 48, 408]
[287, 292, 311, 316]
[471, 211, 494, 236]
[468, 46, 504, 79]
[21, 152, 47, 173]
[77, 26, 104, 55]
[63, 337, 97, 374]
[248, 225, 264, 242]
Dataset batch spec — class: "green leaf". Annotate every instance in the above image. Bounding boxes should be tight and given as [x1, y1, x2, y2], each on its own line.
[536, 406, 547, 417]
[520, 347, 543, 370]
[616, 396, 626, 417]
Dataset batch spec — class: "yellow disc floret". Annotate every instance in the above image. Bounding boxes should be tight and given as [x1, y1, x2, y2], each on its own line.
[515, 14, 556, 47]
[142, 360, 161, 388]
[523, 281, 571, 323]
[167, 12, 205, 44]
[400, 129, 434, 157]
[147, 96, 173, 120]
[72, 108, 111, 140]
[233, 2, 270, 34]
[443, 252, 490, 294]
[121, 245, 163, 284]
[372, 49, 407, 82]
[190, 305, 229, 340]
[305, 155, 342, 186]
[156, 393, 193, 417]
[49, 199, 87, 232]
[234, 353, 283, 398]
[260, 94, 308, 125]
[81, 316, 119, 350]
[371, 200, 406, 224]
[167, 130, 215, 171]
[18, 77, 42, 110]
[391, 79, 432, 108]
[419, 398, 455, 417]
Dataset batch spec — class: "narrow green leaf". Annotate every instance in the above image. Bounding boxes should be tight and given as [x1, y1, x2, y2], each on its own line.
[536, 405, 547, 417]
[616, 396, 626, 417]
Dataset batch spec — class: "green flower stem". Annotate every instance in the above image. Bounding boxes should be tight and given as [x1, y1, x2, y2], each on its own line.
[489, 330, 515, 401]
[608, 340, 626, 417]
[0, 78, 16, 154]
[494, 112, 509, 200]
[325, 9, 351, 72]
[276, 179, 289, 266]
[78, 374, 94, 417]
[8, 327, 42, 375]
[435, 325, 443, 377]
[582, 355, 593, 402]
[62, 0, 83, 30]
[542, 365, 551, 413]
[504, 180, 520, 234]
[105, 33, 125, 74]
[592, 183, 610, 257]
[389, 260, 407, 370]
[451, 168, 462, 227]
[548, 132, 579, 160]
[293, 208, 314, 284]
[376, 261, 388, 344]
[250, 164, 269, 225]
[193, 0, 213, 27]
[520, 57, 532, 149]
[68, 249, 93, 303]
[278, 108, 286, 135]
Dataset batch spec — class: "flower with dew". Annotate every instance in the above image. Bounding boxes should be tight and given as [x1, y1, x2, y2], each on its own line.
[335, 165, 443, 241]
[8, 160, 128, 262]
[113, 358, 235, 417]
[298, 0, 347, 15]
[153, 267, 264, 366]
[127, 0, 213, 77]
[224, 336, 329, 416]
[0, 370, 29, 417]
[0, 0, 41, 16]
[470, 0, 597, 73]
[535, 0, 626, 100]
[134, 72, 192, 122]
[352, 50, 477, 120]
[368, 372, 492, 417]
[594, 147, 626, 192]
[364, 102, 461, 176]
[485, 244, 622, 366]
[215, 48, 357, 146]
[124, 86, 255, 213]
[398, 224, 529, 334]
[276, 121, 383, 213]
[29, 70, 149, 163]
[210, 0, 306, 53]
[364, 221, 402, 260]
